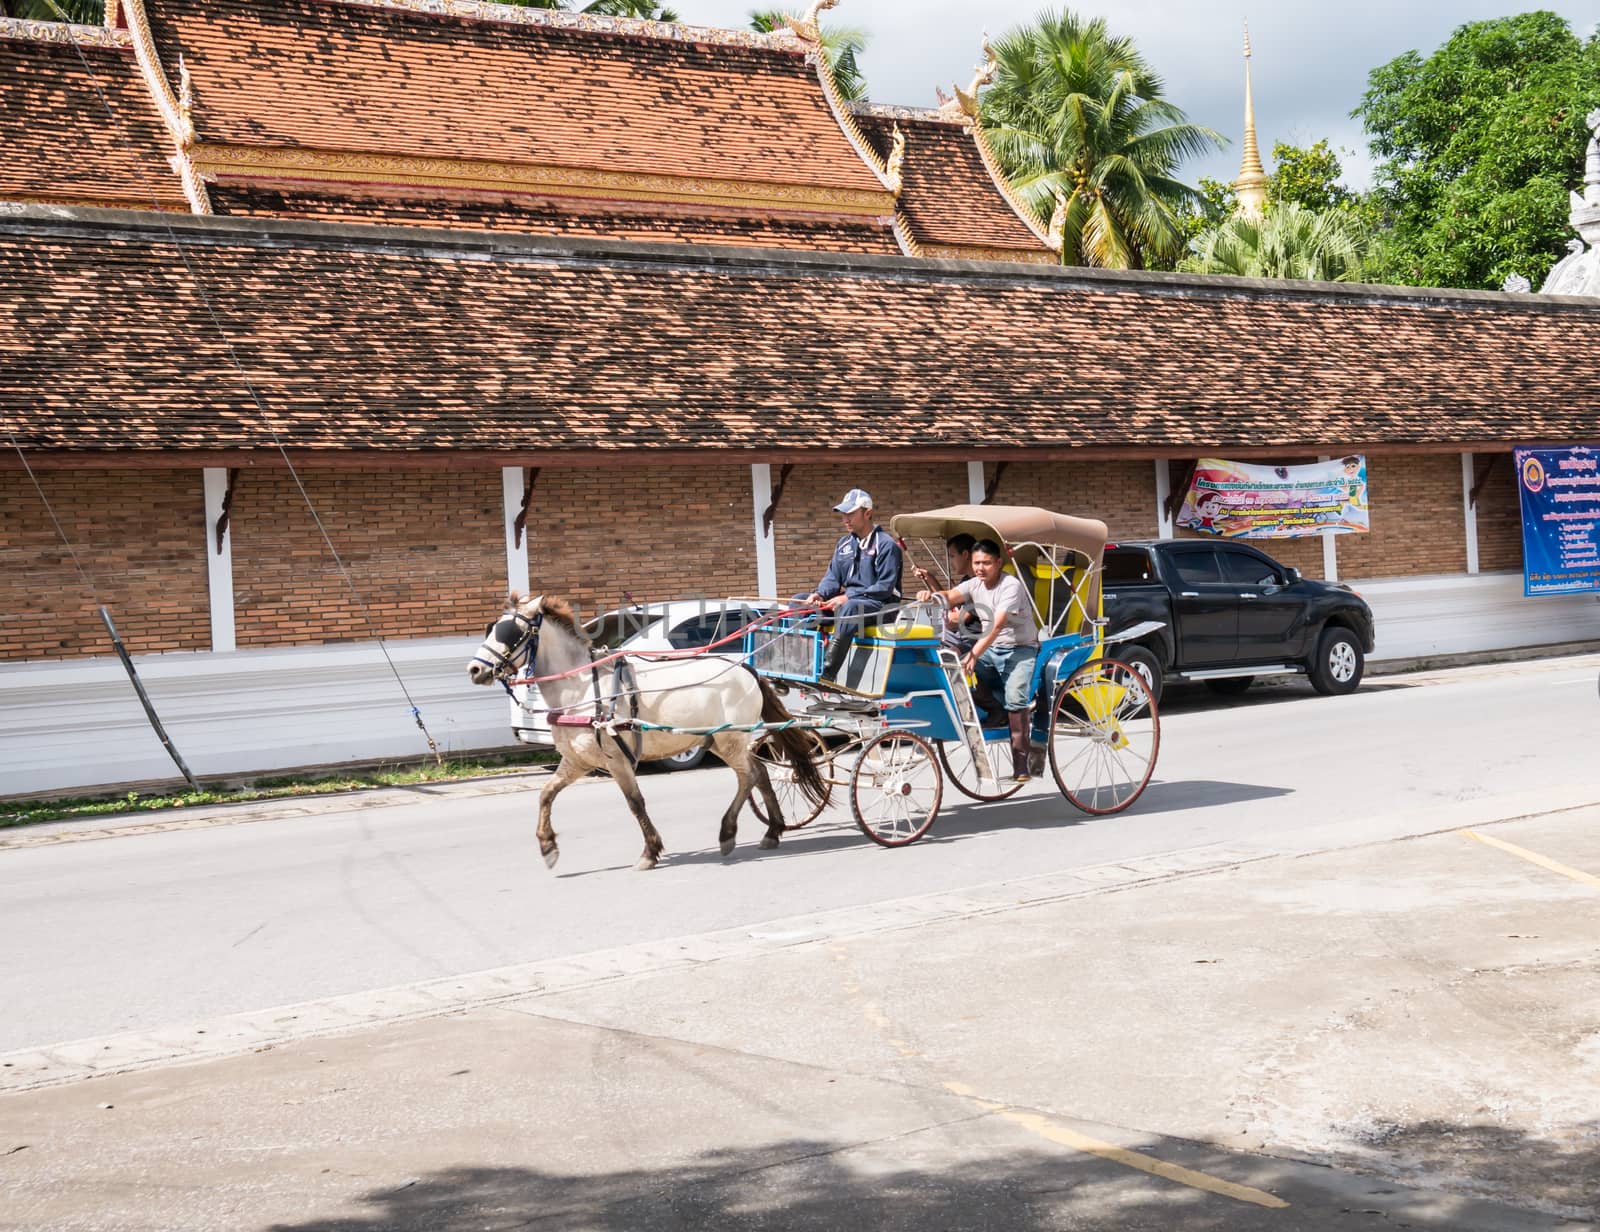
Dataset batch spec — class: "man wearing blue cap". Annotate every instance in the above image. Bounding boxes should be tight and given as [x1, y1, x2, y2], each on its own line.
[803, 488, 903, 688]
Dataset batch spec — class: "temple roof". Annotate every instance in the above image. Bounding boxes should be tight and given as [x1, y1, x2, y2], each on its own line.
[853, 104, 1053, 261]
[0, 19, 185, 211]
[4, 207, 1598, 462]
[142, 0, 892, 210]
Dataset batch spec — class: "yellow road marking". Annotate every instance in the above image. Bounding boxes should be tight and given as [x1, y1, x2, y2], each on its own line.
[943, 1082, 1289, 1209]
[1461, 830, 1600, 889]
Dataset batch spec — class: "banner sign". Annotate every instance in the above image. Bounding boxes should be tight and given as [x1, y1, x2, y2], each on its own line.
[1175, 456, 1369, 539]
[1515, 444, 1600, 596]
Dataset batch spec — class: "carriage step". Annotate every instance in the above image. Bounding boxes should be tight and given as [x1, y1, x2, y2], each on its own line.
[807, 696, 876, 714]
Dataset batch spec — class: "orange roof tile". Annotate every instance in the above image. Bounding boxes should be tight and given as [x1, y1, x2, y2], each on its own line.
[0, 20, 185, 210]
[855, 104, 1051, 258]
[144, 0, 888, 196]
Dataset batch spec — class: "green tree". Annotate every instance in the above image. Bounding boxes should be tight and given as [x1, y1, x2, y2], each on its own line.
[748, 9, 868, 101]
[1, 0, 103, 21]
[1171, 175, 1237, 256]
[1267, 139, 1354, 212]
[980, 9, 1224, 269]
[1179, 201, 1371, 281]
[1355, 11, 1600, 289]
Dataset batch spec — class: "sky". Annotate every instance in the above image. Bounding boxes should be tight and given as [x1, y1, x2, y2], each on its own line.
[678, 1, 1600, 191]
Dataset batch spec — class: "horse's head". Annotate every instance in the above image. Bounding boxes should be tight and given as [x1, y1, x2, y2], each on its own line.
[467, 593, 546, 686]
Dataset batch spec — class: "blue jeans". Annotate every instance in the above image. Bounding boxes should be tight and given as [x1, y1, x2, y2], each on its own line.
[976, 643, 1038, 712]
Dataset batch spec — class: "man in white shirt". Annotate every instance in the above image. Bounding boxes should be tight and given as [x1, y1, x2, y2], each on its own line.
[915, 538, 1039, 782]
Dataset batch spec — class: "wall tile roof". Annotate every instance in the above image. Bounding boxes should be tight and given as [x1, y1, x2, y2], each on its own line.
[0, 24, 185, 210]
[146, 0, 885, 194]
[8, 208, 1594, 459]
[854, 107, 1048, 255]
[209, 186, 900, 254]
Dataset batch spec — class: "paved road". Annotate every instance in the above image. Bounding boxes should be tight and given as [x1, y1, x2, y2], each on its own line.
[3, 655, 1597, 1054]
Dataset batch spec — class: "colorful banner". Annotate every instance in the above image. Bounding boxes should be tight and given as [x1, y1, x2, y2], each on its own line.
[1175, 457, 1369, 539]
[1515, 444, 1600, 596]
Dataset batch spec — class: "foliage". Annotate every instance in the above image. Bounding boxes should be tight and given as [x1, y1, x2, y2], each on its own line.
[1169, 175, 1238, 258]
[2, 752, 558, 829]
[1354, 11, 1600, 289]
[979, 8, 1223, 269]
[1267, 139, 1355, 212]
[1179, 201, 1371, 282]
[748, 9, 868, 101]
[2, 0, 104, 21]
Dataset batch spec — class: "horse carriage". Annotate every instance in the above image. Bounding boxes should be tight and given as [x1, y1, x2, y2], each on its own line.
[467, 503, 1160, 868]
[742, 504, 1161, 847]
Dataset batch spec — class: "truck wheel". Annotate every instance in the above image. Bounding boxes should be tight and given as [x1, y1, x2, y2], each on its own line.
[1308, 628, 1364, 696]
[1115, 644, 1164, 706]
[1204, 676, 1253, 697]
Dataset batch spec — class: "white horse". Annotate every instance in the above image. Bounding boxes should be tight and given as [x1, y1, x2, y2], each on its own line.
[467, 593, 827, 870]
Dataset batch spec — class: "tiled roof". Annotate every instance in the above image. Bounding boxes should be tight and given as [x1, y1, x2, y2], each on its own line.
[7, 207, 1596, 458]
[145, 0, 886, 195]
[208, 186, 900, 254]
[0, 21, 185, 211]
[854, 105, 1051, 258]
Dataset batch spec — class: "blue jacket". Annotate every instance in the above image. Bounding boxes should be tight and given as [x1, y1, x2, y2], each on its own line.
[816, 527, 902, 603]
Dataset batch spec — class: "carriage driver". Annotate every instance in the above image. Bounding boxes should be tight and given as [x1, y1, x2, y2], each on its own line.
[802, 488, 904, 688]
[916, 538, 1038, 782]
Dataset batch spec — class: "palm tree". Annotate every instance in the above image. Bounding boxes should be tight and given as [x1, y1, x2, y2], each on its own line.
[980, 10, 1223, 269]
[749, 9, 868, 101]
[2, 0, 103, 21]
[1180, 202, 1370, 282]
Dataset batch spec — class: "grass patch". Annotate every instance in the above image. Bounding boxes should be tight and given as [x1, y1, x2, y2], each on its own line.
[2, 749, 558, 830]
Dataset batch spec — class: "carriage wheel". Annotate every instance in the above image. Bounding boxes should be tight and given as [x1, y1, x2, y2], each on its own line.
[749, 730, 832, 830]
[936, 737, 1025, 802]
[1048, 657, 1160, 815]
[850, 731, 942, 847]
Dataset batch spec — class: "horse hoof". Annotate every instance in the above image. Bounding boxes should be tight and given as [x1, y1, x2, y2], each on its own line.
[720, 837, 735, 857]
[635, 855, 658, 871]
[759, 834, 780, 849]
[542, 846, 559, 870]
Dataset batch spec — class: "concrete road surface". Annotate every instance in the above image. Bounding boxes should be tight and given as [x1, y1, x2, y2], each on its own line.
[2, 654, 1597, 1228]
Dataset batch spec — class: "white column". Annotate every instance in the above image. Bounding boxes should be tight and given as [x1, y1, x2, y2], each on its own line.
[502, 467, 530, 596]
[751, 464, 777, 597]
[1318, 456, 1338, 581]
[202, 467, 236, 653]
[1154, 459, 1174, 537]
[1461, 451, 1480, 575]
[967, 461, 985, 504]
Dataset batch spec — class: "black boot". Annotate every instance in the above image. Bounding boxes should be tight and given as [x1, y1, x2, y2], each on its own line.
[1007, 711, 1033, 783]
[821, 629, 856, 688]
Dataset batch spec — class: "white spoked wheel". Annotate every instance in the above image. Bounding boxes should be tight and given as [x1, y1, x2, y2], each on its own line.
[749, 730, 832, 830]
[850, 731, 942, 847]
[936, 736, 1025, 802]
[1048, 657, 1160, 815]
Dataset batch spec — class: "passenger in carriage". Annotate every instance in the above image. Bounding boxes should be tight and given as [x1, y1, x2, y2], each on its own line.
[801, 487, 904, 688]
[910, 532, 981, 656]
[915, 538, 1039, 782]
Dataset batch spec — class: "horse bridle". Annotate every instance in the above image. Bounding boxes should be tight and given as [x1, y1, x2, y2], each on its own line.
[473, 609, 544, 689]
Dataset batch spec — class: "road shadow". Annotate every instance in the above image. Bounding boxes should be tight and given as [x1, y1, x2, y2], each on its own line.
[263, 1122, 1595, 1231]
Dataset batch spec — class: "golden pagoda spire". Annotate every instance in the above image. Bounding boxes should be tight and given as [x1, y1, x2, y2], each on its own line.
[1233, 21, 1268, 220]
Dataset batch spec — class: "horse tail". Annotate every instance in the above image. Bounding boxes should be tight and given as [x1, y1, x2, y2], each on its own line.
[754, 675, 828, 809]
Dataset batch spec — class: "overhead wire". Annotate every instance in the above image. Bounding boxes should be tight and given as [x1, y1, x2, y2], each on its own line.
[12, 1, 444, 760]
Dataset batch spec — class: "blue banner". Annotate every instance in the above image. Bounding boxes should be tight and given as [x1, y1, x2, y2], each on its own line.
[1516, 445, 1600, 596]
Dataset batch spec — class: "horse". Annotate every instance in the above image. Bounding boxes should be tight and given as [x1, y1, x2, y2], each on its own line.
[466, 593, 827, 870]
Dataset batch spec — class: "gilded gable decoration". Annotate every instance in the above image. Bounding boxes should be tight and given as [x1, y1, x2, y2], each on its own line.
[119, 0, 209, 213]
[885, 123, 906, 197]
[0, 16, 132, 47]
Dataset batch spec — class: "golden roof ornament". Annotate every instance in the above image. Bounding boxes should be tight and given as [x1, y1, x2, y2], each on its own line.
[1232, 21, 1268, 220]
[944, 33, 996, 121]
[177, 54, 195, 143]
[784, 0, 837, 44]
[1046, 187, 1067, 253]
[885, 122, 907, 196]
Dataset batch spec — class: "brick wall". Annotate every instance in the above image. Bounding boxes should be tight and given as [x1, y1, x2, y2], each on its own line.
[1, 469, 210, 661]
[1471, 452, 1524, 573]
[520, 466, 756, 617]
[980, 460, 1161, 540]
[1337, 452, 1466, 579]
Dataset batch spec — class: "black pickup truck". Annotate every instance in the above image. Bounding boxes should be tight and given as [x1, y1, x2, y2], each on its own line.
[1101, 539, 1376, 703]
